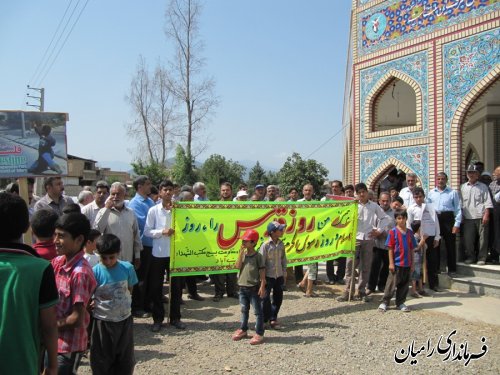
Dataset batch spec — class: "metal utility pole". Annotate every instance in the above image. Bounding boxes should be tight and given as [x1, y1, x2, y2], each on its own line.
[26, 85, 45, 111]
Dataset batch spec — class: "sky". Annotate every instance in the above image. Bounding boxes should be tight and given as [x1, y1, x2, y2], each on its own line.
[0, 0, 352, 179]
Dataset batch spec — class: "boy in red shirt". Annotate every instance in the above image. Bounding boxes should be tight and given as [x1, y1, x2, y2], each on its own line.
[51, 213, 96, 374]
[378, 209, 416, 313]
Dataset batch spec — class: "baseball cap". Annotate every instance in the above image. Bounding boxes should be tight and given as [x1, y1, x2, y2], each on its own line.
[267, 221, 286, 233]
[241, 229, 259, 242]
[466, 164, 481, 173]
[255, 184, 265, 189]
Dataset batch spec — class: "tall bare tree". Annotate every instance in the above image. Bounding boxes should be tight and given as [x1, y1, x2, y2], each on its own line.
[126, 56, 179, 165]
[165, 0, 218, 159]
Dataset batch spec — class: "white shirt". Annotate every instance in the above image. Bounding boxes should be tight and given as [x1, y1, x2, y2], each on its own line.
[82, 201, 102, 227]
[407, 203, 441, 241]
[399, 187, 415, 208]
[144, 204, 172, 258]
[356, 200, 390, 240]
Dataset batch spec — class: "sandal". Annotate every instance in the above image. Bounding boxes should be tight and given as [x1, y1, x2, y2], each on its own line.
[304, 292, 318, 298]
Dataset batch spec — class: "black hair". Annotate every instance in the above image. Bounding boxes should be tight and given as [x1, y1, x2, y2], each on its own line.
[43, 176, 61, 191]
[412, 187, 425, 197]
[96, 233, 121, 255]
[133, 175, 149, 191]
[62, 203, 81, 214]
[410, 220, 421, 233]
[344, 184, 354, 191]
[150, 185, 159, 195]
[393, 209, 408, 219]
[95, 180, 110, 192]
[355, 182, 367, 193]
[393, 196, 404, 205]
[88, 229, 101, 242]
[31, 209, 58, 238]
[0, 192, 29, 241]
[331, 180, 343, 188]
[55, 213, 91, 249]
[41, 124, 52, 136]
[5, 182, 19, 194]
[159, 179, 174, 189]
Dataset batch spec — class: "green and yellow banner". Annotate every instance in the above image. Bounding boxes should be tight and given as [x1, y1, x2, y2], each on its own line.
[170, 201, 358, 276]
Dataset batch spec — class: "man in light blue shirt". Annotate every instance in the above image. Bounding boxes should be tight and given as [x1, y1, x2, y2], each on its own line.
[128, 175, 155, 317]
[427, 172, 461, 274]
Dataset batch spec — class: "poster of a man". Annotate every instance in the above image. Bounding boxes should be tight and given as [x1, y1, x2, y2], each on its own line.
[0, 110, 68, 177]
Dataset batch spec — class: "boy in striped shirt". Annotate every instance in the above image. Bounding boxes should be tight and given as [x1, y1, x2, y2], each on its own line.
[378, 209, 416, 312]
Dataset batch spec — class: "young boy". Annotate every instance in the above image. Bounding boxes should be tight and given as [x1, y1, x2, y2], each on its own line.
[232, 229, 266, 345]
[409, 220, 428, 298]
[83, 229, 101, 267]
[51, 213, 96, 374]
[31, 208, 59, 260]
[91, 233, 138, 375]
[0, 192, 59, 375]
[378, 209, 416, 312]
[260, 221, 287, 328]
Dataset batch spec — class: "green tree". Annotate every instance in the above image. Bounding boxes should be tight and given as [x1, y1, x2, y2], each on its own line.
[247, 161, 267, 190]
[277, 152, 328, 200]
[131, 160, 170, 187]
[199, 154, 246, 199]
[171, 144, 197, 185]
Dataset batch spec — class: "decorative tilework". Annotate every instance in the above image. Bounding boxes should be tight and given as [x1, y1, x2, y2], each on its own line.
[359, 51, 428, 144]
[360, 145, 429, 191]
[359, 0, 379, 6]
[358, 0, 499, 56]
[442, 28, 500, 176]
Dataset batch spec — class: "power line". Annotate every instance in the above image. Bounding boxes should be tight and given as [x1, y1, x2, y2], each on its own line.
[37, 0, 91, 86]
[305, 120, 351, 159]
[28, 0, 76, 85]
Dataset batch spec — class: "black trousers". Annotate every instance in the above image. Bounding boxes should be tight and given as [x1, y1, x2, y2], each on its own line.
[382, 266, 411, 307]
[185, 276, 199, 296]
[294, 265, 304, 283]
[132, 246, 152, 312]
[425, 236, 439, 289]
[367, 247, 389, 292]
[325, 258, 346, 282]
[213, 273, 238, 297]
[437, 212, 457, 272]
[148, 256, 183, 323]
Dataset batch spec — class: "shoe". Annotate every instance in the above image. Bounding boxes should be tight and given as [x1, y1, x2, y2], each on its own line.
[170, 320, 187, 330]
[448, 272, 457, 277]
[431, 287, 442, 292]
[362, 295, 371, 303]
[297, 283, 306, 293]
[464, 259, 474, 265]
[336, 279, 346, 285]
[378, 303, 387, 312]
[213, 295, 222, 302]
[133, 310, 151, 319]
[365, 289, 373, 296]
[227, 293, 239, 299]
[327, 279, 335, 285]
[232, 329, 248, 341]
[410, 292, 421, 298]
[477, 261, 486, 266]
[418, 290, 429, 297]
[336, 293, 349, 302]
[270, 320, 280, 329]
[398, 303, 411, 312]
[151, 322, 162, 332]
[250, 334, 264, 345]
[188, 294, 205, 301]
[304, 292, 318, 298]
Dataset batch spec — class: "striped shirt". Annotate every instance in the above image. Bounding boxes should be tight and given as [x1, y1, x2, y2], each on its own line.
[385, 227, 417, 268]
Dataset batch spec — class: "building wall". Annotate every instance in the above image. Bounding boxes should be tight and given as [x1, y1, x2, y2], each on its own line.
[344, 0, 500, 190]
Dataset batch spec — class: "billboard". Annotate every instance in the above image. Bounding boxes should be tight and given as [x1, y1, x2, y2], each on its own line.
[0, 110, 68, 178]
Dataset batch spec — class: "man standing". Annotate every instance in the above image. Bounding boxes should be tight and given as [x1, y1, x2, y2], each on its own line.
[94, 182, 142, 267]
[193, 181, 209, 201]
[367, 191, 395, 294]
[265, 185, 278, 201]
[324, 180, 346, 285]
[82, 180, 109, 226]
[128, 176, 156, 318]
[34, 176, 74, 215]
[213, 182, 239, 302]
[461, 164, 493, 265]
[427, 172, 462, 275]
[399, 173, 418, 208]
[489, 166, 500, 263]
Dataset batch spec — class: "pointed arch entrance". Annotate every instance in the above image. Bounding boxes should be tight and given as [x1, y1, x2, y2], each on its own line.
[366, 157, 421, 193]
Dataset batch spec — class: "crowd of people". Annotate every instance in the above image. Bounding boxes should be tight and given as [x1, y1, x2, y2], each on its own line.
[1, 160, 499, 374]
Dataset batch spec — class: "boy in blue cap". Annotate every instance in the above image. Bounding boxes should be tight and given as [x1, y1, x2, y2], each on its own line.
[260, 221, 287, 329]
